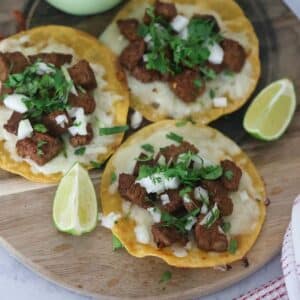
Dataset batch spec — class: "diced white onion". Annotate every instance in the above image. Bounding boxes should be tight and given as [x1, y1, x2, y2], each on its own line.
[61, 66, 78, 96]
[201, 204, 208, 214]
[164, 176, 180, 190]
[130, 110, 143, 129]
[134, 225, 150, 244]
[147, 207, 161, 223]
[144, 34, 152, 43]
[179, 27, 189, 40]
[17, 119, 33, 140]
[36, 62, 55, 75]
[213, 97, 228, 108]
[183, 194, 191, 204]
[68, 108, 87, 136]
[99, 212, 121, 229]
[185, 216, 197, 231]
[3, 94, 28, 113]
[200, 203, 218, 226]
[194, 186, 209, 203]
[160, 194, 170, 205]
[157, 155, 166, 166]
[55, 114, 68, 128]
[143, 54, 149, 62]
[171, 245, 188, 257]
[208, 43, 224, 65]
[171, 15, 189, 33]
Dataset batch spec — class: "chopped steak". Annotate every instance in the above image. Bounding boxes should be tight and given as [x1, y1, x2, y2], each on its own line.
[131, 64, 160, 83]
[68, 93, 96, 114]
[201, 179, 228, 199]
[68, 60, 97, 90]
[29, 52, 72, 67]
[207, 61, 225, 74]
[221, 159, 242, 191]
[16, 132, 62, 166]
[152, 223, 187, 248]
[214, 194, 233, 216]
[169, 69, 205, 103]
[117, 18, 140, 41]
[3, 52, 29, 74]
[42, 110, 71, 136]
[154, 0, 177, 21]
[133, 153, 156, 177]
[161, 189, 184, 213]
[69, 123, 93, 147]
[119, 39, 146, 71]
[3, 111, 23, 135]
[221, 39, 246, 72]
[194, 218, 228, 252]
[183, 195, 201, 212]
[159, 141, 198, 163]
[0, 85, 13, 96]
[192, 14, 220, 33]
[0, 53, 9, 81]
[118, 173, 150, 208]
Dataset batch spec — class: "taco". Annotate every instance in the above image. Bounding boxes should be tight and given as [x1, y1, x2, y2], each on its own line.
[101, 0, 261, 123]
[0, 26, 129, 183]
[100, 120, 266, 268]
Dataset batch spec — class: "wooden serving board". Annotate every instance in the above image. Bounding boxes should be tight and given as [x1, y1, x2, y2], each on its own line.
[0, 0, 300, 299]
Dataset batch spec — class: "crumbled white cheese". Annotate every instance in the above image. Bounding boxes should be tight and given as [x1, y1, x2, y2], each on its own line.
[134, 224, 150, 244]
[147, 207, 161, 223]
[55, 114, 68, 128]
[185, 216, 197, 231]
[160, 193, 170, 205]
[99, 212, 121, 229]
[36, 62, 55, 75]
[68, 108, 87, 136]
[170, 15, 189, 32]
[157, 155, 166, 166]
[3, 94, 28, 113]
[130, 110, 143, 129]
[208, 43, 224, 65]
[17, 119, 33, 140]
[213, 97, 228, 108]
[194, 186, 209, 203]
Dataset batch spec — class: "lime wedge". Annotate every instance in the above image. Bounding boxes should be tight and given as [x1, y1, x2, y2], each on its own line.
[243, 79, 296, 141]
[53, 163, 98, 235]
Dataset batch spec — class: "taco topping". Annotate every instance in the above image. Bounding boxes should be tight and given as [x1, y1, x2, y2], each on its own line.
[117, 0, 247, 103]
[117, 136, 243, 253]
[0, 51, 100, 166]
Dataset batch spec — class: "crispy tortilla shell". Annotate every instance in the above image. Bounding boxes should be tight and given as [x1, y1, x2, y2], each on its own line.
[101, 0, 261, 124]
[100, 120, 266, 268]
[0, 26, 129, 183]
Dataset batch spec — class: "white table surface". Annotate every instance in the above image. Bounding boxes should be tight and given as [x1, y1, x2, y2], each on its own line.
[0, 244, 282, 300]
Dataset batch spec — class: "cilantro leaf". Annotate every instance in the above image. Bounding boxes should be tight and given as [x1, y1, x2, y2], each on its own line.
[228, 239, 238, 254]
[111, 172, 117, 184]
[90, 161, 102, 169]
[112, 234, 123, 251]
[74, 147, 86, 156]
[224, 170, 234, 181]
[141, 144, 154, 153]
[33, 123, 47, 133]
[37, 140, 47, 156]
[159, 271, 172, 284]
[166, 132, 183, 143]
[221, 222, 231, 233]
[99, 125, 128, 136]
[199, 165, 223, 180]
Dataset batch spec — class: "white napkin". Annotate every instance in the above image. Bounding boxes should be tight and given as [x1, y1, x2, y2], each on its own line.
[237, 195, 300, 300]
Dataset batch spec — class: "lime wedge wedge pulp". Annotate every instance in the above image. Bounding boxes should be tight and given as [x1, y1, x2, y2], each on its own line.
[243, 79, 296, 141]
[53, 163, 98, 235]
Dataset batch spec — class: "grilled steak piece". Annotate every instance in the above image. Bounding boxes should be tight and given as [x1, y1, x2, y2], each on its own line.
[4, 111, 23, 135]
[159, 141, 198, 164]
[3, 52, 29, 74]
[152, 223, 187, 248]
[68, 60, 97, 90]
[16, 132, 62, 165]
[29, 52, 72, 67]
[117, 18, 140, 41]
[201, 179, 228, 199]
[183, 194, 201, 212]
[214, 194, 233, 216]
[221, 39, 246, 73]
[221, 159, 242, 191]
[69, 123, 93, 147]
[160, 189, 184, 213]
[169, 69, 205, 103]
[119, 39, 146, 71]
[118, 173, 150, 208]
[0, 54, 9, 81]
[154, 0, 177, 21]
[68, 93, 96, 114]
[194, 218, 228, 252]
[206, 61, 225, 74]
[131, 64, 160, 83]
[42, 111, 71, 136]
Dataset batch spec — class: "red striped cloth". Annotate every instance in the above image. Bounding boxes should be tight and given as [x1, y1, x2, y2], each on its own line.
[236, 195, 300, 300]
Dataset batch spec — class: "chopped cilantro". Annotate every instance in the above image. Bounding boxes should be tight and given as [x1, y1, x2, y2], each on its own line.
[135, 154, 153, 162]
[199, 165, 223, 180]
[159, 271, 172, 284]
[179, 186, 192, 197]
[90, 161, 102, 169]
[33, 123, 47, 133]
[221, 222, 231, 233]
[37, 140, 47, 156]
[223, 69, 235, 77]
[204, 206, 220, 228]
[228, 239, 238, 254]
[224, 170, 234, 181]
[176, 118, 195, 127]
[111, 172, 117, 184]
[200, 66, 217, 80]
[194, 79, 203, 88]
[112, 234, 123, 251]
[99, 125, 128, 136]
[209, 89, 216, 99]
[74, 147, 86, 156]
[141, 144, 154, 153]
[62, 141, 68, 158]
[166, 132, 183, 143]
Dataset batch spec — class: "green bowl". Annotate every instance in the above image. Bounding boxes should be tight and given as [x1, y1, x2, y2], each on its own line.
[46, 0, 122, 16]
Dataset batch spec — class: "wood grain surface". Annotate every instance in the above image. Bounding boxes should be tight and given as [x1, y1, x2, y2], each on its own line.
[0, 0, 299, 299]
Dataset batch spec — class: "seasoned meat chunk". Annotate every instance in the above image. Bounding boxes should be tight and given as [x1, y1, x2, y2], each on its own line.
[154, 0, 177, 21]
[192, 14, 220, 33]
[206, 62, 225, 74]
[16, 132, 62, 165]
[221, 39, 246, 72]
[169, 69, 205, 103]
[221, 159, 242, 191]
[161, 190, 184, 213]
[68, 93, 96, 114]
[0, 53, 9, 81]
[201, 180, 228, 199]
[0, 86, 13, 96]
[29, 52, 72, 67]
[119, 39, 146, 71]
[42, 111, 71, 136]
[69, 123, 93, 147]
[118, 173, 150, 208]
[214, 194, 233, 216]
[194, 218, 228, 252]
[4, 52, 29, 74]
[4, 111, 23, 135]
[183, 195, 201, 212]
[131, 64, 160, 83]
[152, 223, 187, 248]
[133, 153, 156, 177]
[117, 18, 140, 41]
[159, 141, 198, 164]
[68, 60, 97, 90]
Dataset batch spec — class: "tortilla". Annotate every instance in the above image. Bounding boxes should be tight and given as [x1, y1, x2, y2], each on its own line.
[100, 0, 261, 124]
[0, 26, 129, 183]
[100, 120, 266, 268]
